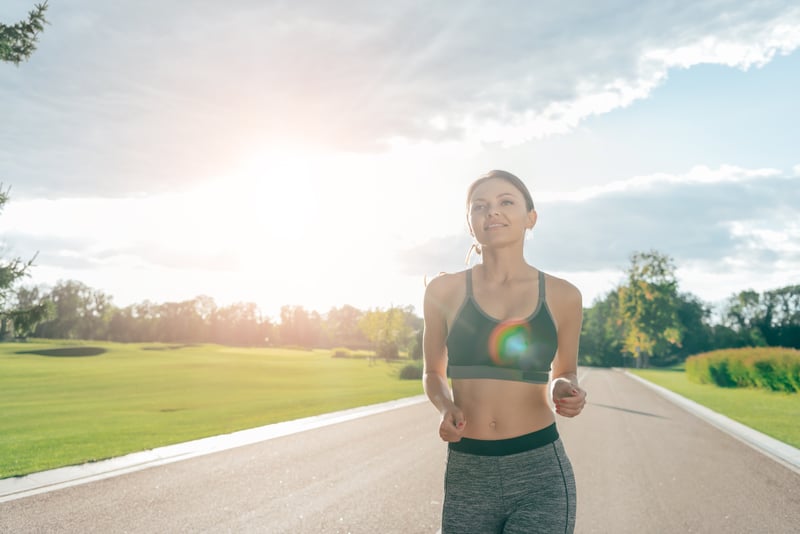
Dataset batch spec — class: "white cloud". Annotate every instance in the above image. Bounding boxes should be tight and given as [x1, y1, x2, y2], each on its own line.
[400, 166, 800, 280]
[4, 1, 800, 197]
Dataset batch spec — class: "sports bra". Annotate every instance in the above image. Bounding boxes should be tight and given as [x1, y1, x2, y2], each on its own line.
[446, 268, 558, 384]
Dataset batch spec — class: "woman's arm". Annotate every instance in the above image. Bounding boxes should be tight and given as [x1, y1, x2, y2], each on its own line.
[549, 277, 587, 418]
[422, 275, 466, 441]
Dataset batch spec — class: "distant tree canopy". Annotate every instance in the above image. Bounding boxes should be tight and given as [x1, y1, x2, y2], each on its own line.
[0, 186, 51, 339]
[7, 244, 799, 363]
[578, 250, 800, 367]
[0, 2, 49, 65]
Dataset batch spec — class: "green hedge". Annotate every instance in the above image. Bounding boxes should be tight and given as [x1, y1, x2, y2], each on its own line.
[685, 347, 800, 393]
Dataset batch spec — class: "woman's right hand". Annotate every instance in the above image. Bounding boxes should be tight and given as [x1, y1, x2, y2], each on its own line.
[438, 405, 467, 442]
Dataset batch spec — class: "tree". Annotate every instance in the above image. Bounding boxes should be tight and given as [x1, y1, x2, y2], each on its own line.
[324, 305, 368, 349]
[358, 306, 412, 360]
[579, 290, 625, 367]
[5, 285, 52, 339]
[762, 285, 800, 348]
[723, 285, 800, 349]
[1, 2, 49, 65]
[0, 187, 48, 339]
[211, 301, 271, 346]
[35, 280, 96, 339]
[618, 250, 683, 367]
[278, 305, 322, 348]
[673, 292, 713, 360]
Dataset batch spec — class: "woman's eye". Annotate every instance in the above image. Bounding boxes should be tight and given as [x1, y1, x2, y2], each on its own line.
[471, 204, 486, 212]
[502, 199, 514, 206]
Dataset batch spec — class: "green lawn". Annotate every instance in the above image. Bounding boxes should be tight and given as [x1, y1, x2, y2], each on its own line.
[630, 368, 800, 448]
[0, 340, 423, 479]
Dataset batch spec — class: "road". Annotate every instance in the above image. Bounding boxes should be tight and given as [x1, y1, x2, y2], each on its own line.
[1, 369, 798, 533]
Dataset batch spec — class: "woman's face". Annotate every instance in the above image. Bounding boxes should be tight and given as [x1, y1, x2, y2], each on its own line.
[468, 178, 536, 249]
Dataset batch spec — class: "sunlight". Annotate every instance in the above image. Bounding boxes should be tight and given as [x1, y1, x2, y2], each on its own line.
[194, 145, 328, 275]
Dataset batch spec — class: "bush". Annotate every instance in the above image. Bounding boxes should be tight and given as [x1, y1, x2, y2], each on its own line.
[377, 341, 399, 361]
[331, 347, 353, 358]
[686, 347, 800, 393]
[399, 362, 423, 380]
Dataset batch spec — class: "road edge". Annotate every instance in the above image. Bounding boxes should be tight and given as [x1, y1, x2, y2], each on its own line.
[0, 394, 429, 503]
[623, 370, 800, 475]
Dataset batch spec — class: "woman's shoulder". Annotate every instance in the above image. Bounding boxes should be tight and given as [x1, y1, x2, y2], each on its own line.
[426, 269, 467, 295]
[424, 270, 469, 311]
[542, 271, 582, 308]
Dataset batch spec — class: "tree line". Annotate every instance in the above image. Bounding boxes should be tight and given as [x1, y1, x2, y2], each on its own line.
[5, 279, 423, 357]
[3, 250, 797, 369]
[581, 250, 800, 367]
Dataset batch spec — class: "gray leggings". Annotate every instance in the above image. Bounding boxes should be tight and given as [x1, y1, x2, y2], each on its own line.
[442, 431, 576, 534]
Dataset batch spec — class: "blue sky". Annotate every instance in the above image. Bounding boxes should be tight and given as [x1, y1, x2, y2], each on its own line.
[1, 1, 799, 319]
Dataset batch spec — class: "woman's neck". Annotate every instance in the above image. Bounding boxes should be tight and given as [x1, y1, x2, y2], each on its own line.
[475, 249, 534, 284]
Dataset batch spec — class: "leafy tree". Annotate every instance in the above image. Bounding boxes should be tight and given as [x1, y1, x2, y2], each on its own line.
[0, 187, 49, 339]
[324, 305, 368, 349]
[31, 280, 115, 340]
[278, 305, 323, 347]
[723, 285, 800, 349]
[579, 290, 625, 367]
[618, 250, 683, 367]
[763, 285, 800, 348]
[211, 301, 272, 346]
[359, 306, 413, 360]
[6, 285, 52, 339]
[673, 292, 713, 360]
[1, 2, 48, 65]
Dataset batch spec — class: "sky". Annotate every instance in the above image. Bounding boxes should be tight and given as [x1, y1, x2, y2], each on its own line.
[1, 0, 799, 320]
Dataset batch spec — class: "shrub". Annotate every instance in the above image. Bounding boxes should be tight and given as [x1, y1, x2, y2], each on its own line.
[377, 341, 399, 361]
[399, 363, 423, 380]
[331, 347, 352, 359]
[686, 347, 800, 393]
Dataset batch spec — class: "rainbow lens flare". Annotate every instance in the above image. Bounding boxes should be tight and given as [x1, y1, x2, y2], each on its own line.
[488, 319, 535, 368]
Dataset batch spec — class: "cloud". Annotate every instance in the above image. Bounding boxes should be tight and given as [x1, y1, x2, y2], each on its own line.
[2, 231, 241, 273]
[399, 166, 800, 275]
[3, 1, 800, 197]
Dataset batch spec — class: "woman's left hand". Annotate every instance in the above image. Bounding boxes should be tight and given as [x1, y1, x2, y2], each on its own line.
[552, 380, 587, 418]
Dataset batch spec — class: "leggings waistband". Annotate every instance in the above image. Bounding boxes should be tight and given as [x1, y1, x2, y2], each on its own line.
[448, 423, 559, 456]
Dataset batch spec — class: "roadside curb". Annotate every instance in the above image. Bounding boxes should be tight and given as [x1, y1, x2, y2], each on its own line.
[623, 370, 800, 475]
[0, 395, 429, 503]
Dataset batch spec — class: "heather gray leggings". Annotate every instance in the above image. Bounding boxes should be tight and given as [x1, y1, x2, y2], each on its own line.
[442, 429, 576, 534]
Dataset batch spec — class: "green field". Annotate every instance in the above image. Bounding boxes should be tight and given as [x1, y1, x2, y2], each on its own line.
[630, 368, 800, 448]
[0, 340, 423, 479]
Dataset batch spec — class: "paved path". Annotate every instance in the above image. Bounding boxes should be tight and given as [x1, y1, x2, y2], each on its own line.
[1, 369, 799, 533]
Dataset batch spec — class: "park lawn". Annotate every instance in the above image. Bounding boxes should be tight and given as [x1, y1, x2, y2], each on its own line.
[0, 340, 423, 479]
[630, 368, 800, 448]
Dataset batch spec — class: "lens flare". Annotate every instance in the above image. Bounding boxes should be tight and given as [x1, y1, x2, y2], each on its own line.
[488, 319, 534, 368]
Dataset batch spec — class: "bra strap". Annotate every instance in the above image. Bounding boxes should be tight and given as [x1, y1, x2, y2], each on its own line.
[466, 268, 474, 297]
[538, 270, 546, 304]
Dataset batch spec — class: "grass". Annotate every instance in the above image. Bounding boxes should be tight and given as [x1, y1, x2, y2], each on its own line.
[630, 368, 800, 448]
[0, 340, 423, 479]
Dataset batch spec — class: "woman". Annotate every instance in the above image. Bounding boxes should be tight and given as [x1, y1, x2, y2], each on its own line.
[422, 170, 587, 533]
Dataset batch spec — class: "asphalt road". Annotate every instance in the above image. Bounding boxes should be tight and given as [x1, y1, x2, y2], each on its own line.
[1, 369, 798, 533]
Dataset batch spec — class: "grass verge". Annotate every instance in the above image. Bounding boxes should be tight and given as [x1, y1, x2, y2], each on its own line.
[1, 340, 422, 479]
[630, 368, 800, 449]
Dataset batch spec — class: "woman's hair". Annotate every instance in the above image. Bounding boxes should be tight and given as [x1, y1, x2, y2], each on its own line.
[465, 170, 535, 263]
[466, 169, 535, 212]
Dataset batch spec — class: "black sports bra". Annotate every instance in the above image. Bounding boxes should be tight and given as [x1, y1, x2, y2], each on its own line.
[446, 269, 558, 384]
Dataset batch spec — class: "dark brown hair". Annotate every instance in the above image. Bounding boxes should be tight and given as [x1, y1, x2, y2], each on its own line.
[466, 170, 535, 212]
